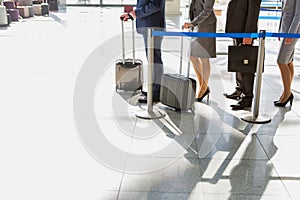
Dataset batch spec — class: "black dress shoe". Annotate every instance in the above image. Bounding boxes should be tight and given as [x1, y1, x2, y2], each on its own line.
[138, 96, 160, 103]
[231, 99, 252, 110]
[141, 91, 158, 96]
[141, 91, 147, 96]
[223, 90, 241, 100]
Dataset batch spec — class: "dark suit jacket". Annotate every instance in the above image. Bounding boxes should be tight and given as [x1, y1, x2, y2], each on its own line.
[225, 0, 261, 33]
[135, 0, 166, 34]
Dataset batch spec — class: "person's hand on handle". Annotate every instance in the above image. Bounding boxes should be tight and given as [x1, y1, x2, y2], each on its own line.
[182, 22, 194, 30]
[243, 38, 253, 45]
[277, 38, 293, 44]
[120, 11, 135, 21]
[120, 13, 130, 21]
[285, 38, 293, 44]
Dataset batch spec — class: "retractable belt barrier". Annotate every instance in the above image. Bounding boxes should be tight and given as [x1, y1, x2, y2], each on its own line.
[152, 31, 300, 39]
[136, 29, 300, 123]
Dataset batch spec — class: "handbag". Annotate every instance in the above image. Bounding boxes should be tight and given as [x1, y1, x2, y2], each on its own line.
[228, 45, 261, 73]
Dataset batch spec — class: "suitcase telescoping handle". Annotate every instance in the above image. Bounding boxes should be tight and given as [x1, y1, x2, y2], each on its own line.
[179, 26, 193, 77]
[120, 16, 135, 65]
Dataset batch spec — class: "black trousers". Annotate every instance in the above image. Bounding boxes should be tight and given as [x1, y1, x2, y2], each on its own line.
[234, 39, 255, 100]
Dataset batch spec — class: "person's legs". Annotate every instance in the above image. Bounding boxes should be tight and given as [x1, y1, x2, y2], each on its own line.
[278, 62, 292, 102]
[275, 36, 298, 105]
[288, 61, 294, 85]
[199, 58, 210, 97]
[141, 34, 163, 100]
[224, 39, 243, 100]
[224, 72, 242, 100]
[235, 72, 243, 94]
[152, 36, 163, 97]
[234, 39, 243, 94]
[230, 72, 254, 110]
[240, 72, 254, 100]
[190, 56, 203, 98]
[190, 56, 210, 101]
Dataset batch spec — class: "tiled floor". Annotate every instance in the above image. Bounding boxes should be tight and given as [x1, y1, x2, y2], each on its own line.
[1, 6, 300, 200]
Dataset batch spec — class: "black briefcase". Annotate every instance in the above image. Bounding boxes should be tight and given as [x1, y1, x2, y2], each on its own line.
[228, 45, 260, 73]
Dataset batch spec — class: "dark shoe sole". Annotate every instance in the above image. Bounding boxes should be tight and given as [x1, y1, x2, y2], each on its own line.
[231, 104, 252, 110]
[224, 93, 241, 100]
[138, 97, 160, 104]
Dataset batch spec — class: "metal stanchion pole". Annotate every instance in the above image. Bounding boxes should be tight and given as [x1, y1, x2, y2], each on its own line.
[147, 28, 154, 112]
[132, 20, 135, 65]
[242, 30, 271, 124]
[135, 28, 166, 120]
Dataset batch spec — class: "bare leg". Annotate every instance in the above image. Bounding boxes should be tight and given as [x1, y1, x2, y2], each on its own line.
[198, 58, 210, 97]
[190, 56, 203, 98]
[288, 61, 294, 84]
[278, 62, 292, 102]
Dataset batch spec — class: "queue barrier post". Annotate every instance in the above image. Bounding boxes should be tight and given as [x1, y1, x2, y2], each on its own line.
[242, 30, 271, 124]
[135, 28, 166, 120]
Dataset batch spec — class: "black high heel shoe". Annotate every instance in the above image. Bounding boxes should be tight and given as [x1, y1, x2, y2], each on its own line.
[195, 87, 210, 102]
[274, 93, 294, 107]
[274, 95, 283, 104]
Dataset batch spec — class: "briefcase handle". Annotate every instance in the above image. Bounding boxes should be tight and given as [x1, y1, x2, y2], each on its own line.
[238, 43, 252, 46]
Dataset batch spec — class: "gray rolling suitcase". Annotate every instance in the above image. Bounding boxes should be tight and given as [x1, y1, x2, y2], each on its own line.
[0, 5, 8, 26]
[160, 35, 196, 111]
[115, 19, 143, 92]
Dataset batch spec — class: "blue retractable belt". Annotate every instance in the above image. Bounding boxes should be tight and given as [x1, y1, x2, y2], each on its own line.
[152, 31, 300, 39]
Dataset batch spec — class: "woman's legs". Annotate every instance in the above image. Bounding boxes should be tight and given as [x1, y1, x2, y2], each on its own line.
[278, 61, 293, 102]
[190, 56, 210, 98]
[288, 61, 294, 85]
[200, 58, 210, 96]
[190, 56, 203, 91]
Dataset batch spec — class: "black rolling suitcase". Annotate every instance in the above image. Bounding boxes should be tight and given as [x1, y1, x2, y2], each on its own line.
[41, 3, 49, 16]
[160, 35, 196, 111]
[115, 18, 143, 92]
[48, 0, 58, 11]
[7, 14, 11, 26]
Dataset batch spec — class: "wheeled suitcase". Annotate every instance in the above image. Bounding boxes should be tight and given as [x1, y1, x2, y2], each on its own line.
[28, 6, 34, 17]
[19, 0, 33, 6]
[160, 34, 196, 111]
[115, 19, 143, 92]
[3, 1, 15, 9]
[48, 0, 58, 11]
[41, 3, 49, 15]
[7, 14, 11, 25]
[17, 6, 30, 18]
[6, 9, 19, 21]
[0, 6, 8, 26]
[33, 4, 41, 15]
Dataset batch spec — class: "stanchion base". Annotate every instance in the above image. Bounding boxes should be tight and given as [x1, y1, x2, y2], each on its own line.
[241, 115, 271, 124]
[135, 107, 166, 120]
